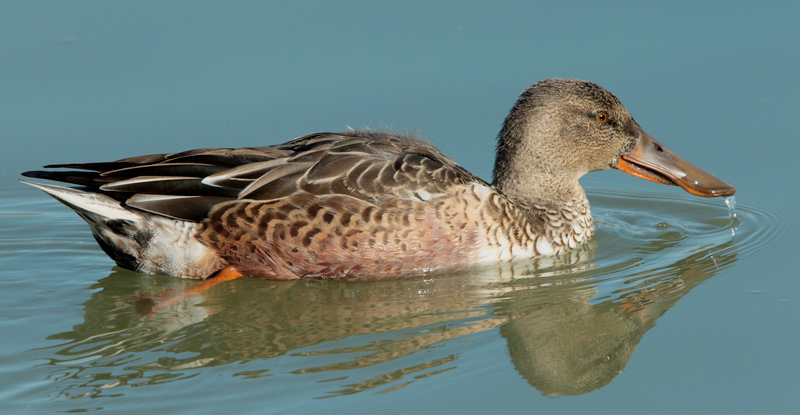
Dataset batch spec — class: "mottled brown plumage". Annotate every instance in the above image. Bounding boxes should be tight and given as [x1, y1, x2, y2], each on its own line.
[22, 79, 735, 280]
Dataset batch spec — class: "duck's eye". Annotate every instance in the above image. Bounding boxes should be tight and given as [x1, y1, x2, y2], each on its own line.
[595, 112, 609, 124]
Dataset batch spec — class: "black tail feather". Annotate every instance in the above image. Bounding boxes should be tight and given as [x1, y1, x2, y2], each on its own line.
[21, 170, 111, 187]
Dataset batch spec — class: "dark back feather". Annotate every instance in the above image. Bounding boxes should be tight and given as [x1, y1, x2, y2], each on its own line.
[22, 131, 486, 222]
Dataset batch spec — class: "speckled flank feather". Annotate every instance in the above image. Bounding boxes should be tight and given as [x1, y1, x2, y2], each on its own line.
[195, 184, 593, 279]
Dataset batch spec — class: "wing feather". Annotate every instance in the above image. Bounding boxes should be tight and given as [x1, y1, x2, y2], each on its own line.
[23, 130, 487, 221]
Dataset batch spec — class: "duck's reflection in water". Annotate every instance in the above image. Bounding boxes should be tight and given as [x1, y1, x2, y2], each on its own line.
[43, 239, 736, 398]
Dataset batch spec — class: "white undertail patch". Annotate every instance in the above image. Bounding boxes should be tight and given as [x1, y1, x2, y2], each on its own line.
[22, 181, 222, 278]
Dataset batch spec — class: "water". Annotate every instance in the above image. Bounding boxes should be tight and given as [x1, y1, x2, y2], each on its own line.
[0, 183, 791, 413]
[2, 1, 800, 414]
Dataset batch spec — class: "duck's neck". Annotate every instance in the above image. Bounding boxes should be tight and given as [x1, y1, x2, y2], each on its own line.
[489, 117, 595, 255]
[493, 165, 586, 208]
[492, 115, 586, 208]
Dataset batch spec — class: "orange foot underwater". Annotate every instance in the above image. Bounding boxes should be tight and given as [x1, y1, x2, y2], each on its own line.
[136, 266, 245, 315]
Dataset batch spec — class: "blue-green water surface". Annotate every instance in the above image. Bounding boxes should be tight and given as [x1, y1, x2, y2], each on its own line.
[1, 1, 799, 414]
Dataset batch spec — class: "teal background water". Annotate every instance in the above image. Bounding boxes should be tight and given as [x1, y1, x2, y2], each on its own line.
[1, 1, 799, 414]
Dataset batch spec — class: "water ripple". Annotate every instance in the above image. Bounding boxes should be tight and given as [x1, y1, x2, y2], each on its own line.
[7, 187, 786, 402]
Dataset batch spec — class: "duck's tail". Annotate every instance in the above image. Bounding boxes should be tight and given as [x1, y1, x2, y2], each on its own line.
[21, 181, 224, 279]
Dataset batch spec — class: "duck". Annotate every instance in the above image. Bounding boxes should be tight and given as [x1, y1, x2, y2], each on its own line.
[22, 78, 735, 285]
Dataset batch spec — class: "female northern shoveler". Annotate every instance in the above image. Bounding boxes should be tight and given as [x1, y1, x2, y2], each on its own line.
[22, 79, 735, 284]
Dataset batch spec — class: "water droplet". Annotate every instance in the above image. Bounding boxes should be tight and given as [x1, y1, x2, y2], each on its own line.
[724, 196, 738, 237]
[724, 196, 737, 219]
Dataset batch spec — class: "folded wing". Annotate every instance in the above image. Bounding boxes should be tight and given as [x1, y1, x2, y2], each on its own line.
[22, 131, 485, 222]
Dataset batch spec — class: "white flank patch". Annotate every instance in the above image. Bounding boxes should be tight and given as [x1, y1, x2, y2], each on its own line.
[536, 237, 555, 256]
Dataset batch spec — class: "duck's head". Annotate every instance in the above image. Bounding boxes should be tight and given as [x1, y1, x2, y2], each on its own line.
[493, 78, 735, 203]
